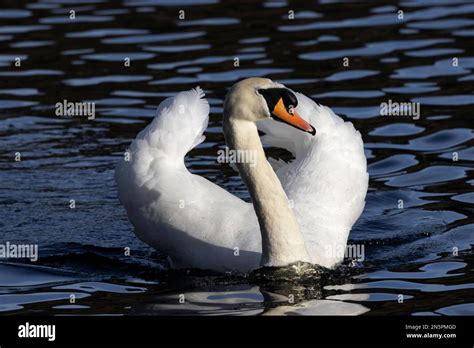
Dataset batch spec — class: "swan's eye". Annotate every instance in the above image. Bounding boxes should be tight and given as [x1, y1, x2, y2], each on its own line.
[288, 105, 295, 115]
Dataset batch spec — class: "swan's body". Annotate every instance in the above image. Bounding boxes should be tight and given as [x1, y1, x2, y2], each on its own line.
[115, 78, 368, 272]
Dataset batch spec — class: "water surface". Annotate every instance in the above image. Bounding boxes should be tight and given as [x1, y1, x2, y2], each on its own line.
[0, 0, 473, 316]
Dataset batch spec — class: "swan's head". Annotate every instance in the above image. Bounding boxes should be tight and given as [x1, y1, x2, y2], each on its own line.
[224, 77, 316, 135]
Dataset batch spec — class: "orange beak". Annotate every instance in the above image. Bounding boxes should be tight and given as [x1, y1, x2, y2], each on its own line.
[271, 98, 316, 135]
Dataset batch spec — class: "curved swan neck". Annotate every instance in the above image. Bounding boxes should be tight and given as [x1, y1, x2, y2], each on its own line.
[224, 117, 310, 267]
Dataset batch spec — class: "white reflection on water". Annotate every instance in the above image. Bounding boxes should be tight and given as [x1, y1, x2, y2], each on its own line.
[133, 287, 369, 316]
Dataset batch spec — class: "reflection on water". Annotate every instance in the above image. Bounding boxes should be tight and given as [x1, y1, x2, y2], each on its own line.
[0, 0, 472, 315]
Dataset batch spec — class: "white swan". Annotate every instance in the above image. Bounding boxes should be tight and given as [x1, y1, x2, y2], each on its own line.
[115, 77, 368, 272]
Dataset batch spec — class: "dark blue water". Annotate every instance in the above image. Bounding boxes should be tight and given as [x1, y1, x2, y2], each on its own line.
[0, 0, 473, 315]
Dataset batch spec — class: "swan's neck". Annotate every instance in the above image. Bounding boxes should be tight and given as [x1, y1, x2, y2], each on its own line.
[224, 118, 309, 267]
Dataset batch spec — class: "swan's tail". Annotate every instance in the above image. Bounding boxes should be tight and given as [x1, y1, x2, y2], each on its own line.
[115, 87, 209, 193]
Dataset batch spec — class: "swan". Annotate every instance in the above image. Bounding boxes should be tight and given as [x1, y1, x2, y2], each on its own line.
[115, 77, 368, 272]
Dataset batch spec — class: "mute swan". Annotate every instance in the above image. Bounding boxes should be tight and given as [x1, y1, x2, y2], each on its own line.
[115, 77, 368, 272]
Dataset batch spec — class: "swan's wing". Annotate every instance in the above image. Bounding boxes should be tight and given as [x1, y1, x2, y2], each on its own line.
[115, 88, 260, 272]
[257, 92, 369, 268]
[117, 87, 208, 188]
